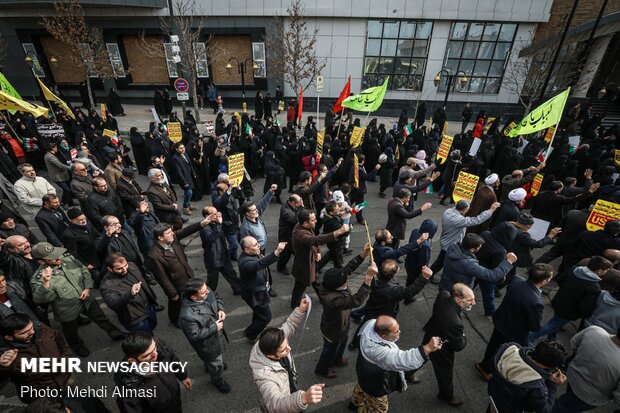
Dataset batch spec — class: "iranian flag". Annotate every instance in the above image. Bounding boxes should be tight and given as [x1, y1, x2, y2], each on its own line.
[352, 201, 368, 214]
[244, 123, 252, 136]
[403, 124, 413, 137]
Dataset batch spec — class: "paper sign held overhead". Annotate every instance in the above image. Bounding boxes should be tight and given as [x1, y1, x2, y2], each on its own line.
[228, 153, 245, 187]
[587, 199, 620, 232]
[452, 171, 479, 204]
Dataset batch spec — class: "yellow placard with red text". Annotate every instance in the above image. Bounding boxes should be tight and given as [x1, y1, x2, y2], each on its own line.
[615, 150, 620, 167]
[228, 153, 245, 187]
[316, 128, 325, 159]
[544, 126, 555, 143]
[530, 173, 544, 196]
[100, 103, 107, 122]
[436, 134, 454, 164]
[587, 199, 620, 232]
[353, 153, 359, 188]
[167, 122, 182, 143]
[452, 171, 479, 204]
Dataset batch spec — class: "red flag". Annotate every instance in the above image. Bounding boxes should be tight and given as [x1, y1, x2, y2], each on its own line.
[333, 76, 351, 113]
[297, 86, 303, 120]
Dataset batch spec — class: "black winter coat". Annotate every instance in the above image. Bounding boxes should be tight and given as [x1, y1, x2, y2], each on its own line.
[476, 222, 518, 269]
[551, 266, 601, 321]
[61, 223, 102, 267]
[171, 153, 196, 189]
[278, 202, 299, 243]
[116, 177, 143, 220]
[199, 223, 231, 269]
[85, 189, 124, 229]
[179, 292, 225, 361]
[423, 291, 467, 353]
[115, 338, 187, 413]
[364, 276, 428, 320]
[34, 208, 70, 247]
[239, 251, 278, 307]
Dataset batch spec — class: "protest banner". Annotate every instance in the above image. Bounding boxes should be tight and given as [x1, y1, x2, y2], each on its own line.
[452, 171, 479, 204]
[544, 126, 555, 143]
[228, 153, 245, 187]
[530, 173, 544, 197]
[350, 126, 365, 148]
[316, 128, 325, 159]
[100, 103, 107, 122]
[205, 120, 215, 136]
[436, 135, 454, 164]
[615, 150, 620, 167]
[587, 199, 620, 232]
[503, 121, 516, 137]
[353, 154, 359, 188]
[36, 124, 65, 140]
[167, 122, 182, 143]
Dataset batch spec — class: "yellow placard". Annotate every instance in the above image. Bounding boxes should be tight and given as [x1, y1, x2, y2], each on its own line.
[228, 153, 245, 187]
[544, 126, 555, 143]
[615, 150, 620, 167]
[278, 100, 285, 111]
[530, 173, 544, 197]
[316, 128, 325, 159]
[167, 121, 182, 143]
[436, 134, 454, 165]
[587, 199, 620, 232]
[485, 117, 496, 133]
[353, 153, 359, 189]
[442, 121, 448, 135]
[503, 121, 517, 137]
[452, 171, 479, 204]
[350, 126, 365, 148]
[100, 103, 107, 122]
[102, 129, 116, 139]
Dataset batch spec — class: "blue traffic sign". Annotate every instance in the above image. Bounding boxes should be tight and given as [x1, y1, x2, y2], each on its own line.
[174, 78, 189, 93]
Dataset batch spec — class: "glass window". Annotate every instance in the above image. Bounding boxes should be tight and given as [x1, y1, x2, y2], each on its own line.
[106, 43, 125, 78]
[163, 42, 179, 77]
[368, 20, 383, 38]
[363, 20, 433, 91]
[440, 22, 517, 94]
[366, 39, 381, 56]
[252, 42, 266, 78]
[22, 43, 45, 77]
[383, 21, 399, 38]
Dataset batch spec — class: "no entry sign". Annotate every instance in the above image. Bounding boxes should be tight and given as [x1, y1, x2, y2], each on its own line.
[174, 78, 189, 93]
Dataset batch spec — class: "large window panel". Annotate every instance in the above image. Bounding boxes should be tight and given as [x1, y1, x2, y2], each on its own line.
[363, 19, 433, 91]
[163, 43, 179, 78]
[440, 22, 518, 94]
[252, 42, 266, 78]
[106, 43, 126, 78]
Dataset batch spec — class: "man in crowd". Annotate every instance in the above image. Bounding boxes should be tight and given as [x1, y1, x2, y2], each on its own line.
[146, 168, 182, 229]
[13, 163, 56, 217]
[431, 199, 499, 276]
[422, 283, 476, 406]
[199, 205, 242, 295]
[240, 183, 277, 254]
[0, 212, 38, 245]
[316, 245, 375, 379]
[0, 271, 39, 321]
[43, 143, 73, 208]
[61, 207, 102, 286]
[30, 242, 124, 356]
[85, 176, 124, 230]
[115, 167, 144, 220]
[239, 236, 286, 343]
[291, 208, 349, 308]
[103, 152, 124, 189]
[213, 175, 245, 259]
[179, 279, 230, 393]
[249, 298, 325, 412]
[100, 252, 159, 334]
[477, 263, 555, 380]
[386, 188, 432, 249]
[115, 331, 192, 412]
[171, 142, 197, 216]
[145, 216, 210, 327]
[500, 164, 544, 202]
[70, 161, 95, 207]
[277, 194, 303, 275]
[351, 315, 442, 411]
[96, 214, 144, 268]
[34, 194, 70, 247]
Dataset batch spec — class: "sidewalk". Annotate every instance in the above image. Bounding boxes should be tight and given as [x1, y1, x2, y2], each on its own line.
[114, 104, 464, 137]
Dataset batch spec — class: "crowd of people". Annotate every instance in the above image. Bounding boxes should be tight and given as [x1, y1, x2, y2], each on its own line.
[0, 92, 618, 413]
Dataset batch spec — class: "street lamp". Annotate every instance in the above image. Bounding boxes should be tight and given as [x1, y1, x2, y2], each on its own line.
[226, 57, 259, 101]
[434, 69, 468, 109]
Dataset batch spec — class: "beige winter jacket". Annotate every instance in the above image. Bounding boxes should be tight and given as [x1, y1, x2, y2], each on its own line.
[249, 308, 308, 413]
[14, 176, 56, 215]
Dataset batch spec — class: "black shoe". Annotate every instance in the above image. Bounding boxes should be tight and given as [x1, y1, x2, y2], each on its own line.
[181, 217, 189, 223]
[78, 315, 91, 325]
[214, 380, 231, 393]
[154, 304, 165, 312]
[439, 199, 448, 206]
[278, 267, 291, 275]
[403, 298, 414, 306]
[71, 345, 90, 357]
[378, 192, 386, 198]
[268, 289, 278, 297]
[243, 331, 258, 344]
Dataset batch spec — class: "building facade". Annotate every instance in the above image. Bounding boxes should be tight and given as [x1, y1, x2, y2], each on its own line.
[0, 0, 598, 119]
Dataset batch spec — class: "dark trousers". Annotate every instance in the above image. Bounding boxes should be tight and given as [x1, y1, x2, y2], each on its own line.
[168, 297, 182, 327]
[551, 385, 597, 413]
[204, 355, 225, 385]
[56, 180, 74, 206]
[61, 301, 122, 347]
[430, 249, 447, 274]
[479, 328, 511, 373]
[207, 260, 241, 294]
[290, 280, 319, 309]
[244, 303, 272, 340]
[430, 349, 456, 400]
[317, 247, 344, 270]
[315, 202, 326, 232]
[315, 337, 347, 375]
[125, 305, 158, 334]
[277, 243, 294, 270]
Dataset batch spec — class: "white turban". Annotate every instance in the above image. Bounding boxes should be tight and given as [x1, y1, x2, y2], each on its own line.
[485, 173, 499, 185]
[508, 188, 527, 202]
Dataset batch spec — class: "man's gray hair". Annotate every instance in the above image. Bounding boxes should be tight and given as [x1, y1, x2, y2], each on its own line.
[147, 168, 161, 179]
[217, 173, 229, 183]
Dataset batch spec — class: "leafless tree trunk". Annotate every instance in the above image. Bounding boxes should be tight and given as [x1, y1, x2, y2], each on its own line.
[41, 0, 115, 109]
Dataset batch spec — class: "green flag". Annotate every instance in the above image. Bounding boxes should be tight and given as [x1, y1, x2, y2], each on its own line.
[0, 72, 22, 115]
[342, 77, 389, 112]
[509, 88, 570, 137]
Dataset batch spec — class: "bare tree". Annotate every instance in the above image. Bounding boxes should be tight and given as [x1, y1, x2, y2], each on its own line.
[264, 0, 326, 97]
[139, 0, 222, 123]
[41, 0, 114, 108]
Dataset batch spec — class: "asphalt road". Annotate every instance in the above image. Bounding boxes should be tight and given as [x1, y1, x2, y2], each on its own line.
[0, 175, 617, 413]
